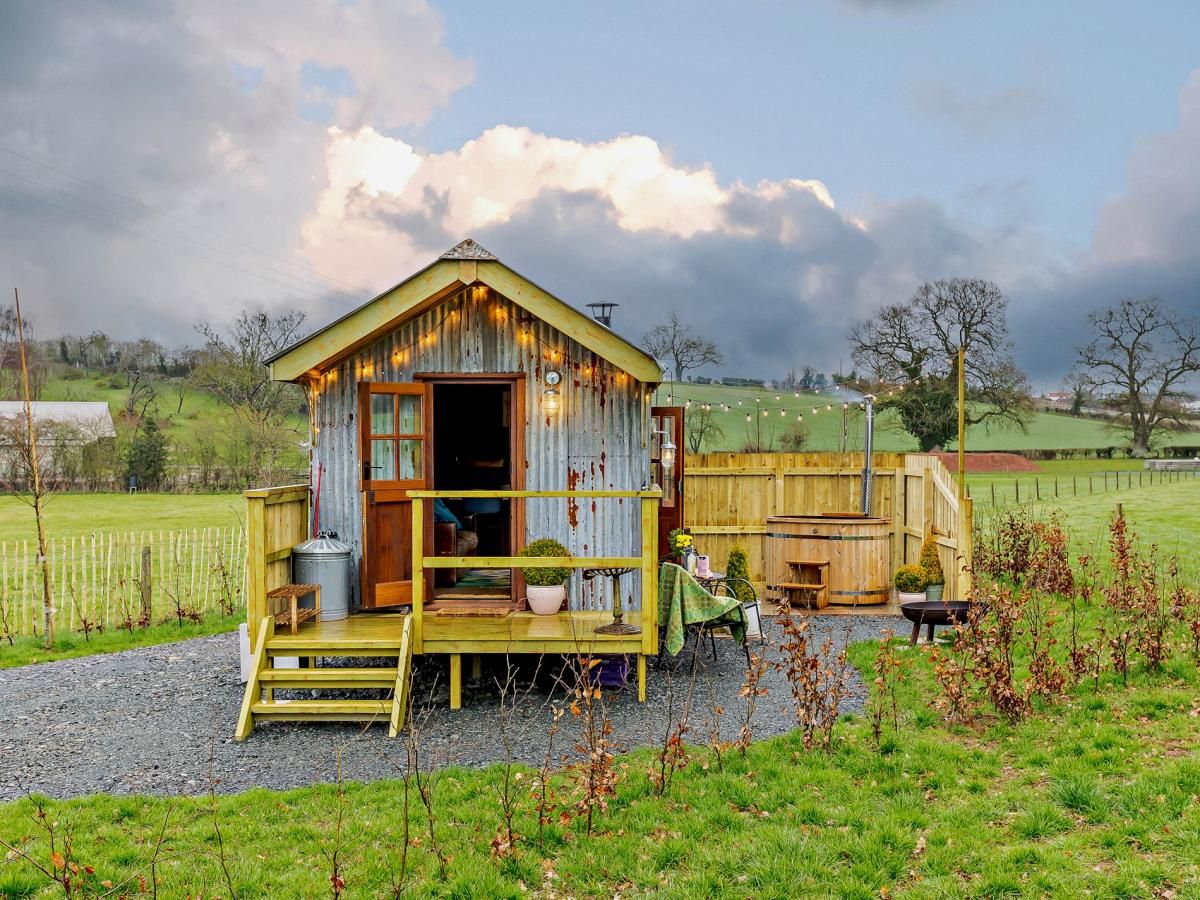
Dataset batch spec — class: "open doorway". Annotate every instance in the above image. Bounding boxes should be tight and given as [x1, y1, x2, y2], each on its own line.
[426, 378, 523, 607]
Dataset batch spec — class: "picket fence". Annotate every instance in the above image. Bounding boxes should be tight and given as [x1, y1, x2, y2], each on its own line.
[0, 526, 246, 639]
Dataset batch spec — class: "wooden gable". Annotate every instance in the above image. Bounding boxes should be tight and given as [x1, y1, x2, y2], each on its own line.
[268, 240, 662, 384]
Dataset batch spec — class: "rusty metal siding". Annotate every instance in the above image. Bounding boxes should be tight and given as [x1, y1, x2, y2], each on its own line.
[310, 286, 652, 611]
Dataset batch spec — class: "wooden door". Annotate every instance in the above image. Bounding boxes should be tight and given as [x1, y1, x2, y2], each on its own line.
[360, 382, 432, 609]
[651, 406, 685, 560]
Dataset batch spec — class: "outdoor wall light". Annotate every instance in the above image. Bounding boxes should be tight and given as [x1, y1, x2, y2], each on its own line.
[543, 370, 562, 415]
[653, 428, 677, 472]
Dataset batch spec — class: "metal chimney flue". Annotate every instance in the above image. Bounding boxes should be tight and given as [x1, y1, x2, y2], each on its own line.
[860, 395, 875, 514]
[586, 301, 619, 327]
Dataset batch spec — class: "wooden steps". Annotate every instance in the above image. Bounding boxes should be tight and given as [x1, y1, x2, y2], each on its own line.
[780, 560, 830, 610]
[235, 615, 413, 740]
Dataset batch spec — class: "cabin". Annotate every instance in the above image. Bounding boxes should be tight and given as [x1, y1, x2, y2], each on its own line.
[237, 240, 682, 739]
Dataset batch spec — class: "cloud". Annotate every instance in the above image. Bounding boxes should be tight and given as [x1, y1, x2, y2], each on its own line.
[0, 0, 470, 335]
[912, 79, 1060, 136]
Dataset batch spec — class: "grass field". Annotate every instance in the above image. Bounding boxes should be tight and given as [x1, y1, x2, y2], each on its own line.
[0, 610, 243, 669]
[653, 382, 1200, 453]
[0, 493, 244, 543]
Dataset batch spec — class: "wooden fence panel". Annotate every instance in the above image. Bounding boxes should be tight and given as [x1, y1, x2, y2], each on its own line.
[684, 452, 971, 600]
[244, 484, 311, 646]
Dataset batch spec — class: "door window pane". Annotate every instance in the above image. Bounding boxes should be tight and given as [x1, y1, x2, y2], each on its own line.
[398, 440, 423, 480]
[370, 394, 395, 435]
[398, 394, 422, 434]
[371, 439, 395, 480]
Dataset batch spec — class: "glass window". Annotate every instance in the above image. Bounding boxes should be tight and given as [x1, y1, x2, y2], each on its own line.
[398, 394, 422, 434]
[398, 440, 423, 480]
[371, 439, 396, 480]
[370, 394, 395, 435]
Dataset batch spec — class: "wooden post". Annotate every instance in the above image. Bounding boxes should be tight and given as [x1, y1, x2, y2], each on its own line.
[246, 495, 266, 647]
[957, 497, 974, 601]
[140, 545, 152, 623]
[640, 494, 659, 661]
[1015, 479, 1020, 503]
[956, 345, 966, 500]
[1035, 478, 1040, 501]
[922, 474, 935, 544]
[411, 497, 424, 653]
[990, 482, 996, 508]
[449, 654, 462, 710]
[892, 468, 907, 567]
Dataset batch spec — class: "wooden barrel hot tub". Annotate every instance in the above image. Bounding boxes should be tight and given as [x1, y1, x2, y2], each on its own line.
[766, 514, 891, 607]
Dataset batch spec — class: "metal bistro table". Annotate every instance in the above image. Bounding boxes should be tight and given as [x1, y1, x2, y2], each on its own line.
[696, 570, 765, 644]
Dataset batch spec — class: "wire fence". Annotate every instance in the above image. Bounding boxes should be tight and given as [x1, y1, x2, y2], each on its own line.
[971, 468, 1199, 509]
[0, 525, 246, 640]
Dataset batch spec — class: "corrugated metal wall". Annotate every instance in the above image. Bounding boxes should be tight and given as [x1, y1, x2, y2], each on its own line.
[309, 285, 652, 611]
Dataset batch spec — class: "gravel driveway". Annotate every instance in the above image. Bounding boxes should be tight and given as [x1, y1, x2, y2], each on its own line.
[0, 616, 896, 801]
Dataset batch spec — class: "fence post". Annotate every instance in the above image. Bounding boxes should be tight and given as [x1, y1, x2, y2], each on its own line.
[140, 545, 152, 623]
[957, 497, 973, 601]
[1015, 479, 1020, 503]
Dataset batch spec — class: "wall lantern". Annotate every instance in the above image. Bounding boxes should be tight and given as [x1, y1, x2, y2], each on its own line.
[543, 370, 562, 415]
[653, 429, 677, 472]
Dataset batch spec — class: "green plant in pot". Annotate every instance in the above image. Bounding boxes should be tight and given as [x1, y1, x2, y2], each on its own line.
[919, 537, 945, 602]
[520, 537, 571, 615]
[894, 563, 929, 604]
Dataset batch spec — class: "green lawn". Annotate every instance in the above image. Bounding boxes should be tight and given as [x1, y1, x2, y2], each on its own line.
[3, 475, 1199, 896]
[0, 492, 245, 543]
[0, 611, 243, 668]
[653, 382, 1200, 453]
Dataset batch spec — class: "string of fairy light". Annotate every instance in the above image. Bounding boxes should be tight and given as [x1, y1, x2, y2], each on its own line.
[657, 370, 939, 423]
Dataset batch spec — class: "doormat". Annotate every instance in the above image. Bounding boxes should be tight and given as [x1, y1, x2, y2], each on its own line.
[434, 605, 513, 617]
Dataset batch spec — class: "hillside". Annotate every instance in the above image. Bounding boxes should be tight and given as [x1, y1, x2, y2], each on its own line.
[652, 382, 1200, 453]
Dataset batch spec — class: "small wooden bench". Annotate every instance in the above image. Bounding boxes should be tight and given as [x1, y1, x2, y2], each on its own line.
[779, 560, 830, 610]
[268, 583, 322, 634]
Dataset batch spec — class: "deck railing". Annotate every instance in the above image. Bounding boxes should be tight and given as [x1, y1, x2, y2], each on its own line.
[244, 484, 311, 646]
[408, 489, 661, 655]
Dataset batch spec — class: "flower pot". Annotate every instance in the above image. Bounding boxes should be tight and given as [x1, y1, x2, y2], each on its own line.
[925, 583, 945, 602]
[527, 583, 567, 616]
[897, 591, 927, 605]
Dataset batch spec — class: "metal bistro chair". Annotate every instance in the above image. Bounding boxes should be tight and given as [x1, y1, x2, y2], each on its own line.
[659, 563, 754, 670]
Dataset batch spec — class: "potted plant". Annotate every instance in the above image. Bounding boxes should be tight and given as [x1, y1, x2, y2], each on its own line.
[894, 564, 929, 604]
[919, 537, 945, 602]
[520, 537, 571, 615]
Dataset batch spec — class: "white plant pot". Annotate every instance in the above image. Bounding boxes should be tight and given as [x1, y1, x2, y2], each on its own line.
[897, 591, 927, 604]
[527, 583, 567, 616]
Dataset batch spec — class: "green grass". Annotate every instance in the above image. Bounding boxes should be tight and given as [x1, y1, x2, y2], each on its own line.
[0, 493, 244, 543]
[653, 382, 1200, 453]
[0, 610, 242, 668]
[2, 639, 1196, 896]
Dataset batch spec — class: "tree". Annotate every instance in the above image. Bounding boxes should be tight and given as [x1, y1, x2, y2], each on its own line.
[849, 279, 1030, 452]
[193, 310, 306, 428]
[126, 417, 169, 490]
[642, 312, 723, 382]
[1065, 371, 1093, 417]
[684, 406, 724, 452]
[1075, 298, 1200, 456]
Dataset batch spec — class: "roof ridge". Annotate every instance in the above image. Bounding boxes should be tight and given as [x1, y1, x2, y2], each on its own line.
[439, 238, 497, 261]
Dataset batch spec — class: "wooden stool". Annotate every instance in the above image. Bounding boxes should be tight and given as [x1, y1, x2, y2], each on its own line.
[267, 583, 322, 634]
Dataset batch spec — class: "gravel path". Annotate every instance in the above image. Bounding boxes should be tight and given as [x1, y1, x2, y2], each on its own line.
[0, 617, 896, 801]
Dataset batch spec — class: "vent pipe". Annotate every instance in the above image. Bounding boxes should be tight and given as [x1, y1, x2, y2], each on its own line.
[586, 301, 619, 327]
[860, 395, 875, 514]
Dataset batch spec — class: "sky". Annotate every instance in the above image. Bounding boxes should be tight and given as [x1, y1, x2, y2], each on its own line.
[2, 0, 1199, 388]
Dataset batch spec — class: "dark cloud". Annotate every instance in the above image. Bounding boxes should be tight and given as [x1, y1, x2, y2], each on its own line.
[912, 80, 1061, 136]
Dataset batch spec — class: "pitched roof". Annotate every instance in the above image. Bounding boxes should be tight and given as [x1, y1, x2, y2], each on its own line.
[0, 401, 115, 438]
[267, 240, 662, 384]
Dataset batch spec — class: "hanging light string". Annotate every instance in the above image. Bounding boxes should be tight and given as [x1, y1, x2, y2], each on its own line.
[312, 284, 640, 390]
[656, 368, 943, 423]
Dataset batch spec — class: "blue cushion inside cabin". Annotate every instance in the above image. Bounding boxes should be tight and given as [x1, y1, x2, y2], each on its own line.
[434, 499, 463, 528]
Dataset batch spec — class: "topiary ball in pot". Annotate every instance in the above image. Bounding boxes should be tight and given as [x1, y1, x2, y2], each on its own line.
[520, 538, 571, 615]
[894, 563, 929, 602]
[918, 537, 945, 601]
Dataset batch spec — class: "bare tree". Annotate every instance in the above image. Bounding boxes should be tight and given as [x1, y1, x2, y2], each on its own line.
[2, 290, 55, 648]
[193, 310, 306, 428]
[849, 279, 1031, 451]
[1076, 297, 1200, 456]
[684, 405, 723, 452]
[642, 312, 723, 382]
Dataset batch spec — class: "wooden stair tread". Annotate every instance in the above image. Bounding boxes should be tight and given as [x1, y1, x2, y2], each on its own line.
[267, 636, 404, 652]
[250, 699, 391, 719]
[778, 582, 827, 590]
[258, 668, 394, 686]
[786, 560, 829, 567]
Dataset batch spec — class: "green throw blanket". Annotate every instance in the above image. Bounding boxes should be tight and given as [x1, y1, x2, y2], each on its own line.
[658, 562, 747, 656]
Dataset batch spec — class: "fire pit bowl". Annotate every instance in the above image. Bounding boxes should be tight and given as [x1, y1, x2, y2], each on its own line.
[900, 600, 977, 646]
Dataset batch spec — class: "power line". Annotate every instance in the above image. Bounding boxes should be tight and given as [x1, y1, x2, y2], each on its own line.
[0, 142, 375, 295]
[0, 182, 357, 308]
[0, 165, 366, 305]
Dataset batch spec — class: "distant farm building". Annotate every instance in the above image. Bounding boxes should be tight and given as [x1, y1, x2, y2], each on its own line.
[0, 401, 116, 487]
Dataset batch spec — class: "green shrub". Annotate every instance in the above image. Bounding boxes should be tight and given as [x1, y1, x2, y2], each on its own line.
[894, 564, 929, 593]
[520, 537, 570, 586]
[919, 537, 944, 585]
[725, 545, 755, 603]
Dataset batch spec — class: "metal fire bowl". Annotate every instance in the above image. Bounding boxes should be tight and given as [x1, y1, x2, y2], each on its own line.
[899, 600, 974, 626]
